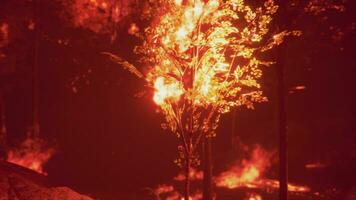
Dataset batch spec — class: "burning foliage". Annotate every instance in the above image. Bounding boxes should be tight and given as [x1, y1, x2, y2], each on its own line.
[7, 136, 55, 175]
[304, 0, 346, 15]
[62, 0, 136, 37]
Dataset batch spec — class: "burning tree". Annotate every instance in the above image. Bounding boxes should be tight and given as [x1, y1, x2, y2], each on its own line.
[107, 0, 298, 198]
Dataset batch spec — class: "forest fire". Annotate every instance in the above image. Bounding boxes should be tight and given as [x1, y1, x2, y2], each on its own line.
[0, 0, 353, 199]
[7, 136, 55, 175]
[110, 0, 299, 198]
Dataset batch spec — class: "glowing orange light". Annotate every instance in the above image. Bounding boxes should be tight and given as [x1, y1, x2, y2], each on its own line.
[216, 146, 271, 189]
[174, 0, 183, 6]
[153, 77, 183, 105]
[128, 23, 139, 35]
[7, 137, 55, 175]
[215, 146, 311, 193]
[246, 193, 263, 200]
[110, 0, 299, 198]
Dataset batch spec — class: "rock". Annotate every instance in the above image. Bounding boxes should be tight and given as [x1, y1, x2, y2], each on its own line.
[0, 161, 93, 200]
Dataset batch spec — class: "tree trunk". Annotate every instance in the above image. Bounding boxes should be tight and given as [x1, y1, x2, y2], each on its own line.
[231, 109, 237, 151]
[203, 136, 212, 200]
[184, 156, 191, 200]
[277, 45, 288, 200]
[31, 0, 40, 138]
[274, 1, 289, 199]
[0, 93, 7, 159]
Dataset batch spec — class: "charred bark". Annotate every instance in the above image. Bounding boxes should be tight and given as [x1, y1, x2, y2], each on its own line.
[0, 93, 7, 160]
[31, 0, 40, 138]
[184, 156, 191, 200]
[277, 53, 288, 200]
[274, 1, 290, 199]
[203, 136, 213, 200]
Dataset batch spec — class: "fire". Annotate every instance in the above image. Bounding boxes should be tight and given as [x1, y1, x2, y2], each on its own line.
[154, 184, 202, 200]
[153, 146, 310, 199]
[110, 0, 299, 198]
[216, 146, 272, 189]
[174, 168, 203, 181]
[153, 76, 183, 105]
[128, 23, 139, 35]
[216, 146, 310, 193]
[64, 0, 134, 34]
[246, 193, 262, 200]
[7, 136, 55, 175]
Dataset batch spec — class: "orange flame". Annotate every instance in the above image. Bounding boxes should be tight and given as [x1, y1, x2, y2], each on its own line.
[7, 137, 55, 175]
[154, 184, 202, 200]
[153, 76, 183, 105]
[215, 146, 310, 193]
[246, 193, 263, 200]
[174, 168, 203, 181]
[155, 146, 310, 199]
[216, 145, 272, 189]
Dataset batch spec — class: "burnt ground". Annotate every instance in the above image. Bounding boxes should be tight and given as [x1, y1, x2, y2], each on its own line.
[0, 161, 92, 200]
[1, 159, 356, 200]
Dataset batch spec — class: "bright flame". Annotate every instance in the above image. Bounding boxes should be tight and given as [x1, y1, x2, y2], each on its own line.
[216, 146, 271, 188]
[153, 76, 183, 105]
[174, 0, 183, 6]
[216, 145, 310, 193]
[7, 137, 55, 175]
[154, 183, 202, 200]
[141, 0, 284, 120]
[246, 193, 263, 200]
[114, 1, 299, 198]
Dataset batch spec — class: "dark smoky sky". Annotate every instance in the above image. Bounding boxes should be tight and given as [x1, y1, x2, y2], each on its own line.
[0, 0, 355, 198]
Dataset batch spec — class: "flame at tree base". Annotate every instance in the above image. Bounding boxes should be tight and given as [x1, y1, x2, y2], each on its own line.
[153, 145, 310, 200]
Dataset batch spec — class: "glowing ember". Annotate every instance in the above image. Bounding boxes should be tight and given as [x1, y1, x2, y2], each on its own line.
[155, 184, 175, 194]
[305, 162, 327, 169]
[0, 23, 9, 48]
[154, 184, 202, 200]
[304, 0, 345, 15]
[289, 85, 306, 94]
[255, 179, 311, 193]
[174, 168, 203, 181]
[64, 0, 134, 34]
[128, 23, 139, 35]
[7, 136, 55, 175]
[246, 193, 262, 200]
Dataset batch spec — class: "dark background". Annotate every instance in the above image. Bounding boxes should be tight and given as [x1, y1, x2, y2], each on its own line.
[0, 0, 355, 199]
